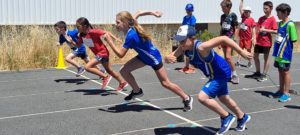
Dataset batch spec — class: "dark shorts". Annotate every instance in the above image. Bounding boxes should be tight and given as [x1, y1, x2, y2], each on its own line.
[73, 52, 88, 59]
[254, 45, 271, 54]
[136, 56, 163, 71]
[95, 55, 109, 64]
[274, 61, 291, 71]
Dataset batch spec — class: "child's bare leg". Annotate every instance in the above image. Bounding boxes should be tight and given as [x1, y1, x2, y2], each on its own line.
[102, 61, 126, 84]
[155, 66, 189, 100]
[120, 57, 145, 92]
[66, 53, 80, 69]
[219, 95, 244, 119]
[85, 58, 106, 78]
[198, 91, 229, 117]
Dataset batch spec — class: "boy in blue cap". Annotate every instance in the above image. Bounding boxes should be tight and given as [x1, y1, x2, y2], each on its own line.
[179, 3, 197, 74]
[166, 25, 251, 135]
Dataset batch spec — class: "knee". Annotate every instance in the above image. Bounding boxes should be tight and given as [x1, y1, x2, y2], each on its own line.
[160, 80, 171, 88]
[65, 57, 71, 62]
[197, 94, 207, 104]
[84, 65, 91, 71]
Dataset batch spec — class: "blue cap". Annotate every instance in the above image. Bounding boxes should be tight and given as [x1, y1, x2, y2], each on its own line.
[173, 25, 196, 41]
[185, 4, 194, 11]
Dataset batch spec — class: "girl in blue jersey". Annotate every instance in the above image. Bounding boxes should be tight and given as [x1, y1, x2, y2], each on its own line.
[105, 10, 193, 112]
[166, 25, 252, 134]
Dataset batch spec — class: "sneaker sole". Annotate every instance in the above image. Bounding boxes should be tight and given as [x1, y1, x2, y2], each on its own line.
[183, 97, 193, 112]
[76, 69, 86, 77]
[278, 98, 291, 102]
[124, 93, 144, 101]
[236, 115, 251, 132]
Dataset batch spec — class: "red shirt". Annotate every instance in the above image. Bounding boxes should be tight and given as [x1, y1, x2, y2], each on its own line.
[78, 29, 109, 57]
[256, 16, 278, 47]
[239, 14, 256, 40]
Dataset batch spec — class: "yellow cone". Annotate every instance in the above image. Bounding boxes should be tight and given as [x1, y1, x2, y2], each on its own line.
[55, 47, 66, 69]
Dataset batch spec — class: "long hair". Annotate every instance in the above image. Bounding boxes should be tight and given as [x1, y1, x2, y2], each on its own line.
[117, 11, 152, 42]
[220, 0, 232, 9]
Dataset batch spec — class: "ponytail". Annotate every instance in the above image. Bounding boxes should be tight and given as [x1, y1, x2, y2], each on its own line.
[117, 11, 152, 42]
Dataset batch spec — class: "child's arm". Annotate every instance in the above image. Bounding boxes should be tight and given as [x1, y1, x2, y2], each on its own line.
[198, 36, 252, 60]
[165, 46, 184, 63]
[63, 34, 80, 48]
[133, 10, 163, 20]
[239, 0, 244, 15]
[106, 32, 122, 43]
[260, 27, 277, 34]
[102, 32, 128, 58]
[251, 27, 256, 46]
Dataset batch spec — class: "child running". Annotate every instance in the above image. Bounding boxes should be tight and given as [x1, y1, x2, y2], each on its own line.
[54, 21, 89, 77]
[166, 25, 252, 134]
[272, 3, 298, 102]
[106, 10, 193, 111]
[66, 17, 127, 91]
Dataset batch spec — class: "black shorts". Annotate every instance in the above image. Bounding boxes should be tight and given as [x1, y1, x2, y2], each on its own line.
[152, 62, 163, 70]
[254, 45, 271, 54]
[95, 56, 109, 64]
[135, 56, 163, 71]
[274, 61, 291, 71]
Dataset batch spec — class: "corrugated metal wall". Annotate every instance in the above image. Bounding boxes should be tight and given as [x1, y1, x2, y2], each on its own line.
[1, 0, 300, 25]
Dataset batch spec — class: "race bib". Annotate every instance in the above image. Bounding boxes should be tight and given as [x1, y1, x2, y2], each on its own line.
[222, 22, 231, 30]
[240, 23, 248, 31]
[83, 38, 95, 47]
[275, 34, 284, 44]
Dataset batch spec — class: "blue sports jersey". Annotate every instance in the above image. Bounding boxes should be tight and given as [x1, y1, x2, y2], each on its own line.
[185, 40, 231, 81]
[123, 27, 162, 66]
[272, 20, 294, 62]
[182, 15, 197, 26]
[59, 29, 86, 53]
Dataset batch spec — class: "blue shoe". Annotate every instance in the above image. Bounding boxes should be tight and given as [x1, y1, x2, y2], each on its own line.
[236, 114, 251, 132]
[216, 113, 236, 135]
[278, 93, 291, 102]
[271, 90, 283, 98]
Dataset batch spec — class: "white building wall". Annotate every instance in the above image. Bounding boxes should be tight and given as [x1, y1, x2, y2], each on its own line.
[1, 0, 300, 25]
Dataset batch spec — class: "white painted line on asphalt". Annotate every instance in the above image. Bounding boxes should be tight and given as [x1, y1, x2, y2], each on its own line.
[0, 102, 124, 120]
[0, 91, 64, 99]
[64, 69, 216, 134]
[110, 107, 287, 135]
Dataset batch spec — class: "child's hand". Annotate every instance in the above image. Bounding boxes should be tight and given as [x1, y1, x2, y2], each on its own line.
[164, 55, 177, 64]
[64, 35, 73, 43]
[241, 50, 253, 60]
[153, 11, 163, 18]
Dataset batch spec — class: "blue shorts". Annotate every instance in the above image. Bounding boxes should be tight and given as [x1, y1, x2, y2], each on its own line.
[73, 50, 88, 59]
[202, 79, 228, 98]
